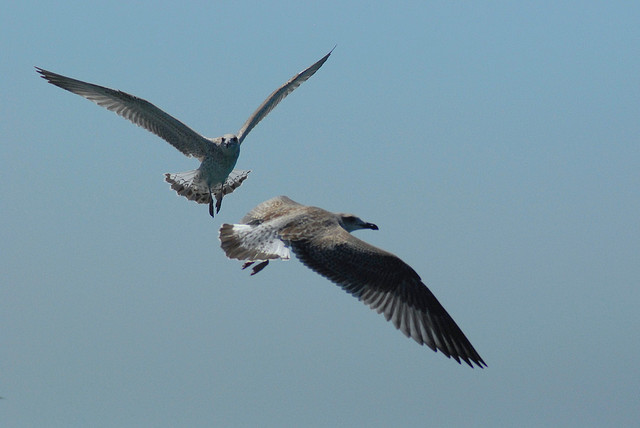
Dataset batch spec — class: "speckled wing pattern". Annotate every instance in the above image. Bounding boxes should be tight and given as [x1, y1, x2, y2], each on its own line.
[239, 195, 304, 224]
[282, 224, 487, 368]
[221, 169, 252, 196]
[219, 223, 291, 263]
[35, 67, 211, 159]
[219, 197, 302, 260]
[164, 169, 251, 205]
[236, 48, 334, 144]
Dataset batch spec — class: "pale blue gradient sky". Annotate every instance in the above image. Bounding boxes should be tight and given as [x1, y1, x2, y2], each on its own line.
[2, 2, 639, 427]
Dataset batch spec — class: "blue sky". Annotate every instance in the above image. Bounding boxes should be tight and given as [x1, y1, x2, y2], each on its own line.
[2, 2, 639, 426]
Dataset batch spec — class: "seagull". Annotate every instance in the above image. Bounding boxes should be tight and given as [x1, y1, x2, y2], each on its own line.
[219, 196, 487, 368]
[35, 49, 333, 217]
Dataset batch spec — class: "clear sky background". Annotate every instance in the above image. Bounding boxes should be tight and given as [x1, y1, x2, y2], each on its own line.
[2, 2, 639, 427]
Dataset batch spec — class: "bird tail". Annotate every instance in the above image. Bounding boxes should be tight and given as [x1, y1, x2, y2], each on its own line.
[164, 169, 251, 204]
[164, 170, 211, 204]
[219, 223, 290, 261]
[221, 169, 251, 196]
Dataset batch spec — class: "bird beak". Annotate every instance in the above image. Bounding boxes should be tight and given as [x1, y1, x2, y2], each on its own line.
[365, 222, 379, 230]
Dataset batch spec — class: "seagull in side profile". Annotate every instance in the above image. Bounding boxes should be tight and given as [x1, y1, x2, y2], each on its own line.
[219, 196, 487, 368]
[36, 49, 333, 217]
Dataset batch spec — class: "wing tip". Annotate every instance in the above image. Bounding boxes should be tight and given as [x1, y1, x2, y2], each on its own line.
[35, 66, 50, 80]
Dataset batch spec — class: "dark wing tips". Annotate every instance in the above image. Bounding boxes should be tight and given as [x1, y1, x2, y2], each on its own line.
[35, 67, 83, 91]
[35, 66, 59, 84]
[291, 239, 487, 368]
[397, 279, 487, 369]
[306, 45, 335, 75]
[35, 66, 101, 97]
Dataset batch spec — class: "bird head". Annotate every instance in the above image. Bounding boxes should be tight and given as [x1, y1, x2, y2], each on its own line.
[338, 214, 379, 233]
[220, 134, 240, 150]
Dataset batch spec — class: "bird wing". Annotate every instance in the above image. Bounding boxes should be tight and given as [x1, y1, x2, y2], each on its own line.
[285, 226, 487, 368]
[236, 48, 333, 145]
[36, 67, 211, 159]
[239, 195, 304, 225]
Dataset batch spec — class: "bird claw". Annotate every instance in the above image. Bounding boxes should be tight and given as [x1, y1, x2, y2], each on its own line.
[242, 260, 269, 275]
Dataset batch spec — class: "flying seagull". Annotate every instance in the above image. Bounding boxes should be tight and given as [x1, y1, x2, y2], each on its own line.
[36, 49, 333, 217]
[219, 196, 487, 368]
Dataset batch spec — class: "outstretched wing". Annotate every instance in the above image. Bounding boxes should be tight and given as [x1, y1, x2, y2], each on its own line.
[287, 227, 487, 368]
[236, 48, 334, 144]
[36, 67, 211, 158]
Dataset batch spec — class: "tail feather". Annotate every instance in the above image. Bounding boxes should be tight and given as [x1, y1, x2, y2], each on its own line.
[219, 223, 290, 261]
[222, 169, 251, 196]
[164, 169, 251, 204]
[164, 170, 211, 204]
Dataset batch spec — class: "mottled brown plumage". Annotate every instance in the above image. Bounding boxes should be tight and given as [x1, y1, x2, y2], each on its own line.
[219, 196, 486, 368]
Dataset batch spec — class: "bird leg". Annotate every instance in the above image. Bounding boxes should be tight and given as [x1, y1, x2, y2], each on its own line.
[208, 198, 215, 218]
[215, 193, 223, 214]
[242, 260, 270, 275]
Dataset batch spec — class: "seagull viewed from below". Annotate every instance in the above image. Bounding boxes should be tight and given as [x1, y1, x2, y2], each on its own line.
[36, 48, 333, 217]
[219, 196, 487, 368]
